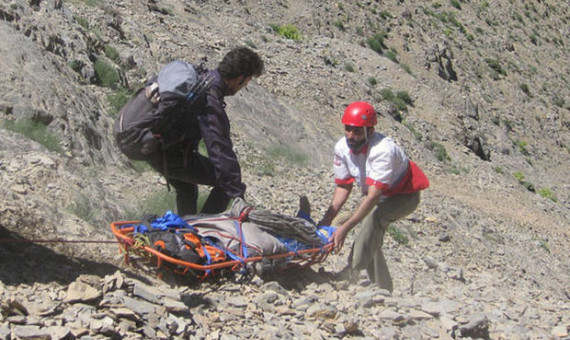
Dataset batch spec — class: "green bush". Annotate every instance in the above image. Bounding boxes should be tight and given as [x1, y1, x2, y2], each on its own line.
[515, 140, 529, 155]
[2, 118, 63, 154]
[519, 83, 531, 96]
[74, 15, 89, 29]
[401, 63, 413, 75]
[125, 190, 176, 219]
[107, 87, 132, 118]
[484, 58, 507, 76]
[538, 188, 557, 202]
[67, 194, 98, 225]
[334, 20, 345, 31]
[94, 59, 120, 88]
[553, 95, 565, 108]
[344, 62, 355, 72]
[270, 24, 302, 41]
[385, 49, 398, 63]
[367, 77, 377, 87]
[68, 59, 83, 73]
[387, 225, 409, 245]
[404, 122, 422, 141]
[266, 144, 308, 166]
[104, 44, 120, 63]
[366, 31, 387, 54]
[450, 0, 461, 10]
[430, 141, 450, 163]
[513, 171, 525, 182]
[380, 88, 413, 112]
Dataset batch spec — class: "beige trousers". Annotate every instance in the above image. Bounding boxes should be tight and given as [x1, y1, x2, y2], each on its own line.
[349, 191, 420, 292]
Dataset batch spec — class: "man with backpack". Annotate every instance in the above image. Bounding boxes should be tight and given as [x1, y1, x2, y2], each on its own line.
[114, 47, 264, 216]
[318, 101, 429, 292]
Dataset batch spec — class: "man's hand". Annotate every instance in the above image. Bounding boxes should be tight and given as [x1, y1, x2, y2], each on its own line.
[329, 185, 384, 252]
[330, 225, 350, 252]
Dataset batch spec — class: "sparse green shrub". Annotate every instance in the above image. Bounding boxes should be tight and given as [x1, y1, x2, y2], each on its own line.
[83, 0, 102, 7]
[378, 11, 391, 20]
[401, 63, 413, 75]
[538, 188, 557, 202]
[107, 87, 132, 118]
[447, 165, 461, 175]
[450, 0, 461, 10]
[404, 122, 422, 141]
[385, 49, 398, 63]
[429, 141, 450, 163]
[67, 194, 98, 225]
[266, 144, 308, 166]
[513, 171, 525, 182]
[344, 63, 355, 72]
[396, 91, 413, 106]
[68, 59, 83, 73]
[356, 27, 364, 36]
[74, 15, 89, 29]
[387, 225, 409, 245]
[256, 164, 275, 177]
[367, 31, 387, 54]
[494, 166, 503, 174]
[367, 77, 377, 87]
[519, 83, 531, 96]
[553, 95, 565, 108]
[502, 119, 513, 132]
[515, 140, 529, 155]
[484, 58, 507, 77]
[513, 171, 535, 192]
[533, 237, 550, 253]
[245, 40, 257, 49]
[94, 59, 120, 88]
[2, 118, 63, 154]
[380, 88, 413, 112]
[126, 190, 176, 219]
[129, 160, 153, 174]
[104, 44, 120, 63]
[334, 20, 345, 31]
[380, 88, 395, 101]
[270, 24, 302, 41]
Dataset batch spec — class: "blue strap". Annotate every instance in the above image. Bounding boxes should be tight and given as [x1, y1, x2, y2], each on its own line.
[150, 211, 192, 231]
[203, 237, 242, 263]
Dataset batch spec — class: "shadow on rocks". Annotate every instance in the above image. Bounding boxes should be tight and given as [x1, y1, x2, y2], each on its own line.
[0, 225, 123, 286]
[261, 266, 336, 291]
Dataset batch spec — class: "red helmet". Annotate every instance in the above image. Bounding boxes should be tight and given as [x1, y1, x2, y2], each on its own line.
[341, 101, 377, 127]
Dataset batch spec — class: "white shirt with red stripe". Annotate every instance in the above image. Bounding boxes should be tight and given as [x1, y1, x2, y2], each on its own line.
[333, 132, 410, 200]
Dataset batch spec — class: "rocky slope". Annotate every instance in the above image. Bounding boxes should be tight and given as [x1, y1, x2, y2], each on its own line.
[0, 0, 569, 339]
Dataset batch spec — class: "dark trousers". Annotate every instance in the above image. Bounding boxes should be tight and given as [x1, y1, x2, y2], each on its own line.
[146, 148, 230, 216]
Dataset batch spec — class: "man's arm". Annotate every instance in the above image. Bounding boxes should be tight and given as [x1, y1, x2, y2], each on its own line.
[318, 184, 352, 227]
[330, 185, 384, 251]
[197, 92, 246, 198]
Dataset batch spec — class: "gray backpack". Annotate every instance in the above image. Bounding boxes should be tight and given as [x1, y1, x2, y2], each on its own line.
[113, 60, 213, 160]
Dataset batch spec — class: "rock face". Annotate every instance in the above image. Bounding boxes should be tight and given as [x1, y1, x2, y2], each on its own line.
[1, 0, 569, 339]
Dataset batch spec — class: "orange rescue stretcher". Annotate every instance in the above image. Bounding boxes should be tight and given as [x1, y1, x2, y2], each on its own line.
[111, 219, 334, 280]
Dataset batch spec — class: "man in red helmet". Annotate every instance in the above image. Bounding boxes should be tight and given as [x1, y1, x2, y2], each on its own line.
[318, 101, 429, 292]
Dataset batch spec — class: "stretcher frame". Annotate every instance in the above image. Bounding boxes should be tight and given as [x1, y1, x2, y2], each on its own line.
[111, 221, 334, 280]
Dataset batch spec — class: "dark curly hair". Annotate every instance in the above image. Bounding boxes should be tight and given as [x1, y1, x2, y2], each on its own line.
[218, 47, 265, 80]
